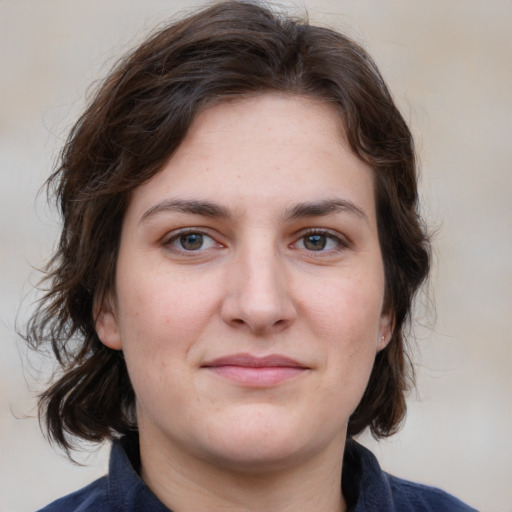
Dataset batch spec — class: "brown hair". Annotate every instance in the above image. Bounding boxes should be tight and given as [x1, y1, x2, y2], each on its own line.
[25, 0, 430, 452]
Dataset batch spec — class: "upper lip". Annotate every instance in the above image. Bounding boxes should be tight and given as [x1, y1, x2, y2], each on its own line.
[202, 353, 308, 368]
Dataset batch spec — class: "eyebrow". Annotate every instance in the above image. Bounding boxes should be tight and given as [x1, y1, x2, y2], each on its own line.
[139, 197, 368, 225]
[140, 199, 231, 224]
[284, 199, 369, 224]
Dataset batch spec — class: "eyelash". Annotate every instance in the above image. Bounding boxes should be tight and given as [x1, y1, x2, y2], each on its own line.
[161, 228, 349, 255]
[162, 228, 220, 255]
[293, 229, 350, 254]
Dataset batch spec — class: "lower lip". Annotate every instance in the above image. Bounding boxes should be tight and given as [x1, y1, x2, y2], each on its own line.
[205, 366, 306, 386]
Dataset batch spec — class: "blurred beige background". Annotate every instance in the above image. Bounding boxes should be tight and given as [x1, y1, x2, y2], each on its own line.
[1, 1, 511, 511]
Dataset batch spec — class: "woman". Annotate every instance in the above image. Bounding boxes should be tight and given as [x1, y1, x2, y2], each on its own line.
[26, 1, 477, 510]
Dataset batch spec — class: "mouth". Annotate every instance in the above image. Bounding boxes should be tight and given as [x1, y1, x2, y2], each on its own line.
[201, 353, 309, 387]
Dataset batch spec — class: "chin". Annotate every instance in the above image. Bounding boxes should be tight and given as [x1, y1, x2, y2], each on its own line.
[193, 408, 343, 473]
[203, 439, 310, 474]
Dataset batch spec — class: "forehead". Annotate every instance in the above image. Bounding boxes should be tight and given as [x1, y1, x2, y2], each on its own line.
[124, 94, 376, 225]
[181, 93, 347, 163]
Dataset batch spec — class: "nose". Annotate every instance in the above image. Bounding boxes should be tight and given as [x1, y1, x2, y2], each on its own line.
[220, 241, 297, 335]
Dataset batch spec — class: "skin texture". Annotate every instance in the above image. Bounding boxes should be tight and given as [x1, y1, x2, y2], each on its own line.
[96, 94, 392, 512]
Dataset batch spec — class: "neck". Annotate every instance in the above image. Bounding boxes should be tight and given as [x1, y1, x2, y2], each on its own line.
[138, 428, 347, 512]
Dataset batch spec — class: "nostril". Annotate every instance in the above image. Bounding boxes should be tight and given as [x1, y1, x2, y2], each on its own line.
[220, 282, 297, 334]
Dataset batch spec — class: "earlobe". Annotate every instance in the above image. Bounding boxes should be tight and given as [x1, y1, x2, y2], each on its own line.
[95, 301, 123, 350]
[377, 312, 394, 351]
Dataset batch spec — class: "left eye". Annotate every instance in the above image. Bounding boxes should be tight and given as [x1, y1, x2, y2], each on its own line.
[296, 232, 342, 252]
[166, 231, 218, 251]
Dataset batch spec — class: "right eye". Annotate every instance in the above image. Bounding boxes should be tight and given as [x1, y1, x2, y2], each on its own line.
[164, 230, 219, 253]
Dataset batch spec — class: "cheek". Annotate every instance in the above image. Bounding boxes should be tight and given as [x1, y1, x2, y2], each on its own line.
[115, 267, 222, 371]
[302, 271, 384, 341]
[299, 270, 384, 395]
[114, 270, 222, 419]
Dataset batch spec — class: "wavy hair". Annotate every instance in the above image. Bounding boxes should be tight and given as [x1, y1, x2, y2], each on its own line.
[25, 0, 430, 452]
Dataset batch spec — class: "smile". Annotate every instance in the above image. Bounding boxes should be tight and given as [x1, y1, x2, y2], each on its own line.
[201, 353, 309, 387]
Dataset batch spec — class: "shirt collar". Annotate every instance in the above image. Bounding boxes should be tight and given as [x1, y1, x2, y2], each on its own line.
[343, 439, 394, 511]
[107, 434, 393, 512]
[108, 434, 171, 511]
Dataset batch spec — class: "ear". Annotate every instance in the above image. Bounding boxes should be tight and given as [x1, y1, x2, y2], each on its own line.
[377, 311, 394, 351]
[94, 296, 123, 350]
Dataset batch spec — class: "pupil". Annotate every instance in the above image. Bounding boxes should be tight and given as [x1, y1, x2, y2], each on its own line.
[180, 233, 203, 250]
[305, 234, 326, 250]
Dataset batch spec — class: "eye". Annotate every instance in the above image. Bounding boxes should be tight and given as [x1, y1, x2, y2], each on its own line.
[164, 229, 219, 252]
[294, 230, 347, 253]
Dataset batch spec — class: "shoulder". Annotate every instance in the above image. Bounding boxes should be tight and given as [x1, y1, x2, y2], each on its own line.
[385, 474, 479, 512]
[344, 441, 479, 512]
[36, 476, 112, 512]
[36, 436, 169, 512]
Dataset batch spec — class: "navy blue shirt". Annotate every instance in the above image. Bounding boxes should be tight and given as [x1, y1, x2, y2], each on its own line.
[38, 435, 478, 511]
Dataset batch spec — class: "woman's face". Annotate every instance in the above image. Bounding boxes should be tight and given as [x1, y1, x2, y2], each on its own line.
[97, 94, 391, 472]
